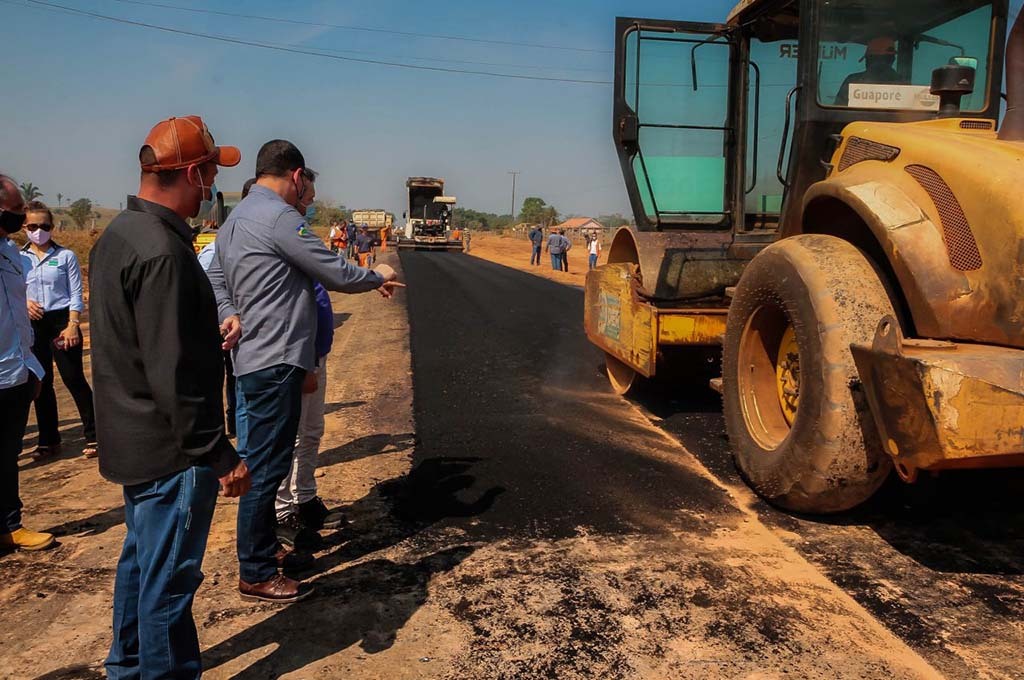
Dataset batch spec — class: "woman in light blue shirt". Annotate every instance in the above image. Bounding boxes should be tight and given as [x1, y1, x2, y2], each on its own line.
[20, 201, 96, 459]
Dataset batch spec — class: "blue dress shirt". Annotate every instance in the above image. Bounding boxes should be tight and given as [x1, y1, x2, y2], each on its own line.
[0, 238, 45, 388]
[21, 242, 84, 313]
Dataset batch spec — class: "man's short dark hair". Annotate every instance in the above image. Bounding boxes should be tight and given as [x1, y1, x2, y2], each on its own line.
[255, 140, 305, 179]
[139, 146, 186, 188]
[241, 177, 257, 199]
[0, 174, 26, 212]
[26, 200, 54, 224]
[0, 174, 15, 204]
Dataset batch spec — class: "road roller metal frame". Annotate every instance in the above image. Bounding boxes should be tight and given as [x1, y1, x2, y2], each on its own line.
[588, 0, 1024, 510]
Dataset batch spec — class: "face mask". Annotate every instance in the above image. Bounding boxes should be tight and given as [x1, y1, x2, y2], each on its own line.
[27, 229, 51, 246]
[304, 202, 316, 221]
[190, 165, 213, 202]
[0, 210, 25, 234]
[293, 169, 308, 210]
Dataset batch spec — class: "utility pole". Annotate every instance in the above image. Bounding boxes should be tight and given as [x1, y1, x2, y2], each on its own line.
[508, 171, 520, 224]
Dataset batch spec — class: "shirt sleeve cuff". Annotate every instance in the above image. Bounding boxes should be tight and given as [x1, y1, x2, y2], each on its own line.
[206, 436, 240, 478]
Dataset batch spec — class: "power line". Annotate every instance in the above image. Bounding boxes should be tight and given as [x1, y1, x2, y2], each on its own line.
[15, 0, 613, 85]
[7, 0, 602, 75]
[109, 0, 613, 55]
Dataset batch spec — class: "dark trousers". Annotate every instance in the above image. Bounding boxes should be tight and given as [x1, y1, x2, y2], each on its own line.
[1, 381, 33, 533]
[106, 465, 219, 680]
[223, 350, 236, 437]
[235, 364, 304, 583]
[531, 245, 542, 265]
[561, 252, 570, 272]
[589, 254, 599, 270]
[31, 308, 96, 446]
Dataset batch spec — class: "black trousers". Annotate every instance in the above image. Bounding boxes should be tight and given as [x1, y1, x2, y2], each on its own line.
[561, 251, 570, 272]
[1, 381, 33, 532]
[31, 308, 96, 446]
[224, 350, 236, 436]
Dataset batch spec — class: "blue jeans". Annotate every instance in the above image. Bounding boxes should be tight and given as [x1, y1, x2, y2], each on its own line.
[550, 253, 562, 270]
[235, 364, 304, 583]
[106, 465, 219, 680]
[531, 245, 541, 265]
[589, 254, 599, 270]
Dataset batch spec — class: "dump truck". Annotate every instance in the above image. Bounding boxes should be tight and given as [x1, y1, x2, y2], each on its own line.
[351, 209, 395, 250]
[586, 0, 1024, 512]
[398, 177, 463, 250]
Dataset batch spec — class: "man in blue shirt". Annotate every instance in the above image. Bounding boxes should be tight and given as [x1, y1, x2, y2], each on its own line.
[545, 228, 564, 271]
[0, 175, 51, 552]
[208, 140, 402, 603]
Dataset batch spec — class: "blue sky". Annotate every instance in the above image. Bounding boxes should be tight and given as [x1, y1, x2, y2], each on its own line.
[3, 0, 1022, 218]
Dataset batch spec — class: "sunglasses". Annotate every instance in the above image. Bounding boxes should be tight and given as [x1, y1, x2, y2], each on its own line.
[25, 223, 53, 231]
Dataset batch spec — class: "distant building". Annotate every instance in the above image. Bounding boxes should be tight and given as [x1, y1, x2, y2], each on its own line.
[552, 217, 609, 243]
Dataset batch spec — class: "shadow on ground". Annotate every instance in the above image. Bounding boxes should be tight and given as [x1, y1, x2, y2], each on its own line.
[200, 449, 502, 678]
[318, 432, 413, 468]
[202, 546, 475, 679]
[44, 505, 125, 538]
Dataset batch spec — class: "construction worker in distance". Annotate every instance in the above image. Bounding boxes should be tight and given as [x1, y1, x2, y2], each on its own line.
[355, 223, 375, 268]
[328, 221, 345, 254]
[345, 219, 358, 260]
[835, 37, 902, 106]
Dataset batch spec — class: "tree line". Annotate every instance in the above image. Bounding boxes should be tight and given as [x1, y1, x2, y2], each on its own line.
[18, 182, 632, 233]
[18, 182, 99, 230]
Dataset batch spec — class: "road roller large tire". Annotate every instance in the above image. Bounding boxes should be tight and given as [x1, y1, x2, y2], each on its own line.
[722, 234, 894, 513]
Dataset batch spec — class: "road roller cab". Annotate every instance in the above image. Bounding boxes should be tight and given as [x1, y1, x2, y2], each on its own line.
[586, 0, 1024, 512]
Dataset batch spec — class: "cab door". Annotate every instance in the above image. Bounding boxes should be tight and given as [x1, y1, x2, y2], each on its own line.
[614, 17, 739, 231]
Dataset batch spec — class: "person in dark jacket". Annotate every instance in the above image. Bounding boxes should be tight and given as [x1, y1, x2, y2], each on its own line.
[559, 229, 572, 273]
[345, 219, 358, 260]
[89, 116, 251, 680]
[528, 225, 543, 266]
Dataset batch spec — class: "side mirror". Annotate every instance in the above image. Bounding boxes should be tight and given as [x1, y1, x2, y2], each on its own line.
[951, 56, 978, 70]
[931, 64, 975, 118]
[402, 211, 407, 219]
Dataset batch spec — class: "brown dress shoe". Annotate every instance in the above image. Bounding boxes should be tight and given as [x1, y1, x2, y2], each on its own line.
[238, 574, 314, 603]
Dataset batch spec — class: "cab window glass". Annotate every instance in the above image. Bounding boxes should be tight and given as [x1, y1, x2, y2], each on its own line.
[746, 38, 799, 217]
[816, 1, 993, 112]
[624, 28, 731, 225]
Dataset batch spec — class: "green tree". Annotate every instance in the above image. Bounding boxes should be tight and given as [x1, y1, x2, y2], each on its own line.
[19, 182, 43, 202]
[67, 198, 93, 230]
[597, 213, 630, 229]
[56, 193, 63, 208]
[519, 197, 559, 225]
[309, 200, 349, 228]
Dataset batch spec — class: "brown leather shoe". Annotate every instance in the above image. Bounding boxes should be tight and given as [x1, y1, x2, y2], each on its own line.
[238, 574, 314, 603]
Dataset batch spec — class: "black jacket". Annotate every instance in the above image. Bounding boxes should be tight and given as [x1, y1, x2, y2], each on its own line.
[89, 196, 238, 486]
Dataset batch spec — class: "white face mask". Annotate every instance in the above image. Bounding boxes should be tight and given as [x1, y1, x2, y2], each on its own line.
[190, 165, 213, 202]
[27, 229, 51, 246]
